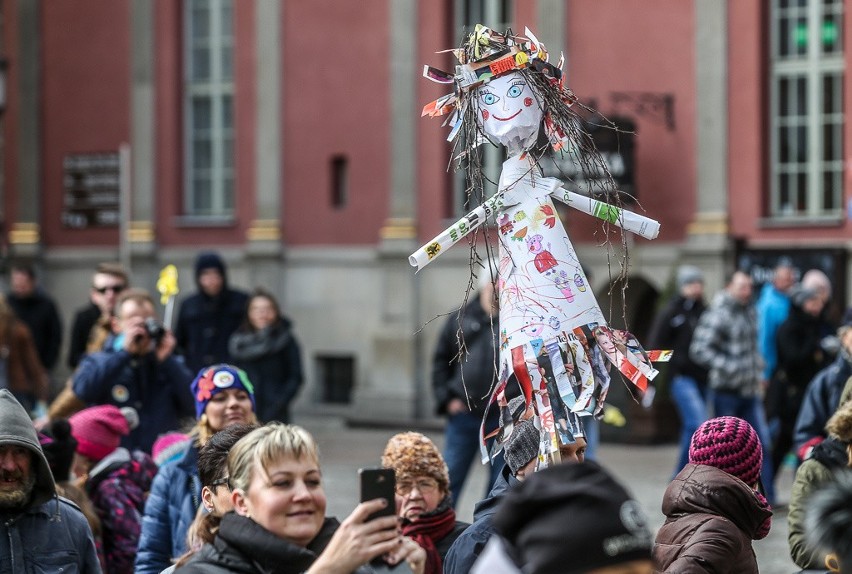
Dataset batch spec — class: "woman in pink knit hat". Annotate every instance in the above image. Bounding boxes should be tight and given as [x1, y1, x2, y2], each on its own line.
[70, 404, 158, 574]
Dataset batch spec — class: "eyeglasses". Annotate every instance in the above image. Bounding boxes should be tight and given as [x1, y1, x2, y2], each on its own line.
[94, 285, 126, 295]
[395, 478, 439, 496]
[210, 476, 231, 490]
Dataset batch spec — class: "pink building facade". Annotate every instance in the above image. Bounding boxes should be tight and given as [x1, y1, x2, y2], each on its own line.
[1, 0, 849, 420]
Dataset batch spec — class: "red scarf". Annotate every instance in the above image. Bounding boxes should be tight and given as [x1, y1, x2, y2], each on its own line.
[401, 505, 457, 574]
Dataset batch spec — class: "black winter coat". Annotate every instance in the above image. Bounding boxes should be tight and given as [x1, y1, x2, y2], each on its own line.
[443, 464, 517, 574]
[68, 303, 102, 369]
[775, 304, 829, 393]
[229, 318, 304, 423]
[175, 288, 248, 374]
[432, 297, 498, 416]
[646, 294, 708, 383]
[176, 512, 370, 574]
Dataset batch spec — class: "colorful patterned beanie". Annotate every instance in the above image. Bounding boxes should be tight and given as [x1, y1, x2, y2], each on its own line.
[689, 416, 763, 486]
[190, 364, 256, 419]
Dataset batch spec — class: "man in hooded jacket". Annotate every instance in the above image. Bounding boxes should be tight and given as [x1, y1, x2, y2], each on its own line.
[175, 252, 248, 374]
[0, 389, 101, 573]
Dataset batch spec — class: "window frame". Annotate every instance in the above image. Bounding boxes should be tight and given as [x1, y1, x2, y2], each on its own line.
[183, 0, 236, 218]
[768, 0, 844, 220]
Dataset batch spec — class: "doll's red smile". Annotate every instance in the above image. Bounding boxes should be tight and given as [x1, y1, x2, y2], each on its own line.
[492, 109, 522, 121]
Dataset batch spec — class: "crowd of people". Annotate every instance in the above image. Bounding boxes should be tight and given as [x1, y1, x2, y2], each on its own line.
[647, 261, 852, 572]
[2, 252, 852, 573]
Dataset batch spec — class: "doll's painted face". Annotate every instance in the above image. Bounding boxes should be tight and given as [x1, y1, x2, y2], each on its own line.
[476, 71, 543, 152]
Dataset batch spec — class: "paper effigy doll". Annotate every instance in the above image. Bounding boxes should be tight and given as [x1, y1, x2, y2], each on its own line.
[410, 25, 670, 470]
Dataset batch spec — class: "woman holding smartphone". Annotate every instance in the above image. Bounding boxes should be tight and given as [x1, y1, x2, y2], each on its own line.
[175, 423, 425, 574]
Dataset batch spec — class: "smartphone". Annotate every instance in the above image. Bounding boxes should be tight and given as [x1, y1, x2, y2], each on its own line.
[359, 467, 396, 521]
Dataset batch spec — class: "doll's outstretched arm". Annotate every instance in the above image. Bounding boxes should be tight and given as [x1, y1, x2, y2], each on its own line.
[409, 191, 506, 270]
[550, 187, 660, 240]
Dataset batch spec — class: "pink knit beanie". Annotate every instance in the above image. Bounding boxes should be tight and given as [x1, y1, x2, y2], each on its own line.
[69, 405, 134, 462]
[152, 432, 191, 466]
[688, 416, 763, 486]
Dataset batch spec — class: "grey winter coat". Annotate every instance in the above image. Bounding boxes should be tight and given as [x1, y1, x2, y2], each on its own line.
[0, 389, 101, 574]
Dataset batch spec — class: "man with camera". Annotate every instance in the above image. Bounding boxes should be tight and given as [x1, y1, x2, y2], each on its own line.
[70, 288, 195, 453]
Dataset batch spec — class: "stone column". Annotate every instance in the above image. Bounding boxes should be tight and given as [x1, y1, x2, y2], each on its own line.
[356, 0, 422, 421]
[129, 0, 157, 258]
[10, 0, 41, 258]
[686, 0, 731, 288]
[247, 0, 282, 259]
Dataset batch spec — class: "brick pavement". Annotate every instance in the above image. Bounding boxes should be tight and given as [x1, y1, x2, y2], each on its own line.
[295, 414, 800, 574]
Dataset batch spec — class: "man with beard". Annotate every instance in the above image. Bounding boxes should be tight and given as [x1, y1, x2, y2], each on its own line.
[0, 389, 101, 573]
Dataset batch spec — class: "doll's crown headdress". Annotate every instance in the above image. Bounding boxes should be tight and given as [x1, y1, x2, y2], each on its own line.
[422, 25, 563, 121]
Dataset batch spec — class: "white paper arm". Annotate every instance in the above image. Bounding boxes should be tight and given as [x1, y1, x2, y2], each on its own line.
[409, 192, 505, 270]
[551, 187, 660, 240]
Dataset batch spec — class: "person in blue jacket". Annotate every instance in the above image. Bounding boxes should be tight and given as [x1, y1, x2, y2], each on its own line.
[175, 252, 248, 374]
[793, 319, 852, 458]
[71, 288, 195, 453]
[135, 364, 258, 574]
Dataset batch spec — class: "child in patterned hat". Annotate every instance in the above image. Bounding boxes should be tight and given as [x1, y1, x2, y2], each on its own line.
[654, 417, 772, 574]
[69, 405, 158, 573]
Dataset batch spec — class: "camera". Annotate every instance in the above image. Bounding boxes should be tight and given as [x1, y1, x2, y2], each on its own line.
[142, 317, 166, 343]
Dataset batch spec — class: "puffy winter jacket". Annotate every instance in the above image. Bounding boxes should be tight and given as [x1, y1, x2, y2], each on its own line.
[654, 464, 772, 574]
[85, 448, 157, 574]
[793, 353, 852, 454]
[136, 442, 202, 574]
[787, 438, 849, 570]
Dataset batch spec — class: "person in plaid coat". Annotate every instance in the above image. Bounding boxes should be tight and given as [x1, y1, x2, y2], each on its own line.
[689, 270, 776, 503]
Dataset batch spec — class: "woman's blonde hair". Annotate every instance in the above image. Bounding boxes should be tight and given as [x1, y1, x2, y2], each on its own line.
[228, 422, 320, 494]
[192, 412, 259, 447]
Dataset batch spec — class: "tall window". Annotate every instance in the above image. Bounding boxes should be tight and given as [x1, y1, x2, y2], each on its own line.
[452, 0, 513, 217]
[185, 0, 235, 217]
[770, 0, 843, 219]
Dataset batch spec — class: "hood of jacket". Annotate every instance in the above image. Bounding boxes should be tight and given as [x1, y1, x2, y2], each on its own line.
[662, 463, 772, 540]
[194, 252, 229, 292]
[0, 389, 55, 509]
[811, 436, 850, 469]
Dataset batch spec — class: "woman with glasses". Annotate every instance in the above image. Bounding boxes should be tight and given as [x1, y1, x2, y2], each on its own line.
[175, 423, 426, 574]
[382, 432, 469, 574]
[136, 365, 259, 574]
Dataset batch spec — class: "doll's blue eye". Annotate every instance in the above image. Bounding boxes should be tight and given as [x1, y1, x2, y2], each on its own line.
[507, 84, 524, 98]
[481, 92, 499, 105]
